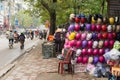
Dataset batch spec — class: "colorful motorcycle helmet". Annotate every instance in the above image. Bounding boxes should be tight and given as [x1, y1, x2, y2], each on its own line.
[82, 40, 88, 48]
[101, 24, 107, 32]
[116, 25, 120, 32]
[93, 56, 99, 64]
[77, 56, 83, 63]
[88, 40, 93, 48]
[108, 33, 113, 40]
[75, 33, 81, 40]
[92, 16, 96, 24]
[93, 41, 98, 48]
[76, 40, 82, 48]
[93, 14, 98, 21]
[96, 24, 101, 32]
[69, 40, 76, 47]
[92, 32, 97, 40]
[81, 33, 87, 40]
[87, 15, 92, 23]
[112, 25, 116, 32]
[88, 57, 93, 63]
[82, 57, 88, 64]
[109, 17, 115, 25]
[99, 56, 105, 63]
[107, 25, 112, 32]
[91, 24, 96, 31]
[103, 16, 108, 24]
[76, 49, 82, 57]
[68, 24, 75, 32]
[115, 16, 119, 24]
[82, 49, 87, 55]
[93, 49, 99, 55]
[104, 40, 109, 48]
[109, 40, 115, 48]
[98, 40, 104, 48]
[74, 24, 80, 31]
[69, 13, 75, 23]
[80, 24, 85, 31]
[102, 32, 108, 39]
[99, 48, 105, 55]
[97, 33, 102, 40]
[112, 32, 116, 39]
[86, 24, 91, 31]
[81, 18, 86, 24]
[86, 33, 92, 40]
[87, 48, 93, 55]
[75, 17, 80, 23]
[97, 18, 102, 24]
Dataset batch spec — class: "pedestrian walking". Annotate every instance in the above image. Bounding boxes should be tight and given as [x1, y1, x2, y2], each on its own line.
[54, 28, 62, 54]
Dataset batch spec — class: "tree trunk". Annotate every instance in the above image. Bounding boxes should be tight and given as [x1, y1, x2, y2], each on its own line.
[49, 10, 56, 35]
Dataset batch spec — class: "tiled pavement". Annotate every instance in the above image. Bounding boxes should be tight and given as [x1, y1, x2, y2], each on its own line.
[1, 41, 108, 80]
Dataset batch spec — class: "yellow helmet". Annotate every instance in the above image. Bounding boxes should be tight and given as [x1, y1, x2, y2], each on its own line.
[109, 17, 114, 25]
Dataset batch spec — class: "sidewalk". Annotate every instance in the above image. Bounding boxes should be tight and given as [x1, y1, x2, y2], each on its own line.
[1, 41, 108, 80]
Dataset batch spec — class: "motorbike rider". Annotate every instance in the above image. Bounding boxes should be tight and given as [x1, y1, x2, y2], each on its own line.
[14, 31, 19, 43]
[8, 30, 14, 45]
[19, 33, 25, 49]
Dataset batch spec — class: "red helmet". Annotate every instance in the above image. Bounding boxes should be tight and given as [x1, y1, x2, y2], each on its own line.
[101, 25, 107, 32]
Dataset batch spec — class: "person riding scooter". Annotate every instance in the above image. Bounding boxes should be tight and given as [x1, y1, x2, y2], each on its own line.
[8, 30, 14, 48]
[19, 33, 25, 49]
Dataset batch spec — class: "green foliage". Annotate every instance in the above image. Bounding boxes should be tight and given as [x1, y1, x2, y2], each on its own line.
[11, 10, 41, 28]
[24, 0, 107, 26]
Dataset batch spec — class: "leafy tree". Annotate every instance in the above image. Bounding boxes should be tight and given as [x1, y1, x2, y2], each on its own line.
[24, 0, 107, 35]
[11, 10, 41, 29]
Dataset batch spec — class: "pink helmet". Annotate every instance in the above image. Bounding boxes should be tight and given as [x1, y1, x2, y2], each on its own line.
[75, 33, 81, 40]
[109, 40, 115, 48]
[75, 40, 82, 48]
[104, 40, 109, 48]
[91, 24, 96, 31]
[77, 56, 83, 63]
[87, 40, 93, 48]
[74, 24, 80, 31]
[93, 49, 99, 55]
[69, 40, 75, 47]
[99, 56, 105, 63]
[81, 33, 87, 40]
[87, 48, 93, 55]
[96, 24, 101, 32]
[108, 33, 113, 40]
[97, 33, 102, 40]
[82, 57, 88, 64]
[82, 49, 87, 55]
[99, 48, 105, 55]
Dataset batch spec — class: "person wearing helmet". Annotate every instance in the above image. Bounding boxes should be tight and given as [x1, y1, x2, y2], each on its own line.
[14, 31, 19, 43]
[8, 30, 14, 46]
[19, 33, 25, 49]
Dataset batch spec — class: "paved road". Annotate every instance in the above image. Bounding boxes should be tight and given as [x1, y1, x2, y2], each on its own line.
[0, 35, 40, 69]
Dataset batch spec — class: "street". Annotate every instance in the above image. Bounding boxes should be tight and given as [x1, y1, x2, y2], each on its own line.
[0, 35, 40, 70]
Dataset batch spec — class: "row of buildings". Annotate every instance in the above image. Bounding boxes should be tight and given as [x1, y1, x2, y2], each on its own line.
[0, 0, 27, 30]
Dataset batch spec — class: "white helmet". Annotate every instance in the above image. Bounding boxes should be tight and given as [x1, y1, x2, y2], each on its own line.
[86, 33, 92, 40]
[76, 49, 82, 57]
[107, 25, 112, 32]
[93, 41, 98, 48]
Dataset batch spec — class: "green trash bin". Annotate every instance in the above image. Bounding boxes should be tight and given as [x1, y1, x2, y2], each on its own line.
[42, 42, 56, 59]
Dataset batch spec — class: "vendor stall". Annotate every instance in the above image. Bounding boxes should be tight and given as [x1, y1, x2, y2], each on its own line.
[59, 13, 120, 79]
